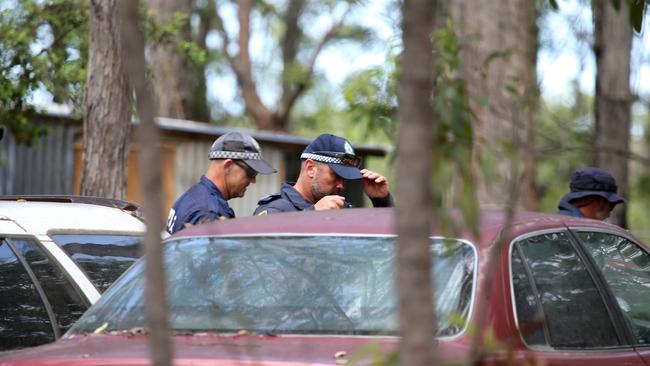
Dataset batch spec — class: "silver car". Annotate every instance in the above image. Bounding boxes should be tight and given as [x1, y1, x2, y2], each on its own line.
[0, 196, 146, 350]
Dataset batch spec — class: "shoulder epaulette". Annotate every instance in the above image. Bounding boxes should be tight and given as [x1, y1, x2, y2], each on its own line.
[257, 193, 281, 205]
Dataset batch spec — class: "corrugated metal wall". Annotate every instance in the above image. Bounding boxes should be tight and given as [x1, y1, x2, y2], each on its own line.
[0, 124, 76, 194]
[174, 141, 284, 217]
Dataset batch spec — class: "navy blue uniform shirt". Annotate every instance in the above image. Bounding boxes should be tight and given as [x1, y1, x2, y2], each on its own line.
[166, 176, 235, 234]
[253, 182, 393, 215]
[557, 195, 584, 218]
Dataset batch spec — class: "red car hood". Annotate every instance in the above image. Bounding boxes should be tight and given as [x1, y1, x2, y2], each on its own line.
[0, 334, 410, 366]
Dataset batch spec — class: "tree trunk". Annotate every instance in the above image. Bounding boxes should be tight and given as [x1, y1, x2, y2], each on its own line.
[81, 0, 130, 199]
[119, 1, 170, 365]
[149, 0, 200, 120]
[395, 0, 437, 365]
[448, 0, 539, 211]
[593, 0, 632, 228]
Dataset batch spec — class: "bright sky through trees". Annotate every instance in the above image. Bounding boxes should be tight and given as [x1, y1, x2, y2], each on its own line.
[25, 1, 650, 118]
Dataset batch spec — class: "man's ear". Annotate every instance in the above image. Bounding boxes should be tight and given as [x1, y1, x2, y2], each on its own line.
[305, 159, 317, 178]
[222, 159, 234, 172]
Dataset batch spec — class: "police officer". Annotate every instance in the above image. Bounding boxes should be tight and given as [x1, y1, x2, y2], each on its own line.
[557, 167, 625, 221]
[167, 132, 276, 233]
[254, 133, 392, 215]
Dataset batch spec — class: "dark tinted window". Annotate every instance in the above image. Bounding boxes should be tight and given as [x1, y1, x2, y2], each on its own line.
[576, 231, 650, 345]
[513, 231, 620, 348]
[11, 239, 88, 334]
[511, 249, 546, 346]
[0, 239, 55, 350]
[51, 234, 141, 292]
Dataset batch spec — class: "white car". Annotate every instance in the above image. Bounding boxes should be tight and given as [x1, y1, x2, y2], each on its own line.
[0, 196, 146, 351]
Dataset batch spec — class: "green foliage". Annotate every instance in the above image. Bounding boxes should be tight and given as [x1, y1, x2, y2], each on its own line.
[629, 0, 648, 33]
[0, 0, 88, 144]
[341, 54, 398, 141]
[144, 9, 207, 67]
[332, 24, 374, 43]
[430, 20, 480, 238]
[342, 20, 480, 237]
[545, 0, 648, 33]
[0, 0, 208, 147]
[348, 342, 398, 366]
[534, 93, 594, 212]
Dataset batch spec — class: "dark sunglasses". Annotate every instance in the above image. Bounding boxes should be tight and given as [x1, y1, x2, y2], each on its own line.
[233, 160, 257, 179]
[313, 151, 362, 168]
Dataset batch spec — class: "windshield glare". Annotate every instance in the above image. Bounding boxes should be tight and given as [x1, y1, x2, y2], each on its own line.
[68, 236, 475, 337]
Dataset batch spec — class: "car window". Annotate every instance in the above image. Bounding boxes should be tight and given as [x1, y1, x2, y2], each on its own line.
[51, 234, 142, 293]
[575, 231, 650, 346]
[0, 239, 56, 350]
[69, 236, 475, 337]
[10, 239, 88, 334]
[512, 231, 620, 349]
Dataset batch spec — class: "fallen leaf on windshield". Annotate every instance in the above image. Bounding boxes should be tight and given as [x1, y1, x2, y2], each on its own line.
[334, 351, 348, 365]
[92, 322, 109, 334]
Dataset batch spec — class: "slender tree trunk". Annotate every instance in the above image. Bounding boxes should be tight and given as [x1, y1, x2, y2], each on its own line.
[395, 1, 436, 366]
[149, 0, 198, 120]
[593, 0, 632, 228]
[81, 0, 130, 199]
[119, 1, 170, 365]
[449, 0, 539, 211]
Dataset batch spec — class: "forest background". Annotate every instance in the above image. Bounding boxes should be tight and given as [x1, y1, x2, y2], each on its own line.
[2, 0, 650, 238]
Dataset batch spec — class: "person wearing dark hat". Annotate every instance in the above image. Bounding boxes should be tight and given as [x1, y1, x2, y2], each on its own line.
[253, 133, 393, 215]
[166, 131, 276, 234]
[557, 167, 625, 221]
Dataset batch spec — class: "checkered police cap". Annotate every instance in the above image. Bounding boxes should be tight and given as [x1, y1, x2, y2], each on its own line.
[301, 134, 362, 180]
[209, 132, 276, 175]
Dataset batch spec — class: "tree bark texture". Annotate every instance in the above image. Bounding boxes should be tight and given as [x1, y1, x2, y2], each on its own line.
[593, 0, 632, 228]
[395, 1, 437, 365]
[448, 0, 539, 211]
[149, 0, 201, 120]
[81, 0, 131, 199]
[119, 1, 170, 365]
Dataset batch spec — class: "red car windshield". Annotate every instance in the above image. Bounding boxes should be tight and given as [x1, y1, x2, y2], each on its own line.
[68, 236, 475, 337]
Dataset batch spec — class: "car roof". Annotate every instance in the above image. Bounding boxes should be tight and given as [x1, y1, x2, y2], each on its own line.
[0, 199, 146, 236]
[169, 208, 633, 248]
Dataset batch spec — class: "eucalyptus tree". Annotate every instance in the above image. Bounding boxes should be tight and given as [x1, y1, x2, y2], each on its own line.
[211, 0, 372, 131]
[592, 0, 634, 227]
[80, 0, 131, 199]
[447, 0, 540, 211]
[147, 0, 210, 121]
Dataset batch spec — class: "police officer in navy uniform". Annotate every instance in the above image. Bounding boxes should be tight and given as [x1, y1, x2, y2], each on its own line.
[557, 167, 625, 221]
[254, 133, 392, 215]
[167, 132, 276, 233]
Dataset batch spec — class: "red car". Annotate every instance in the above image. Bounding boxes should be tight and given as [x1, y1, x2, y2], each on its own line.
[2, 208, 650, 365]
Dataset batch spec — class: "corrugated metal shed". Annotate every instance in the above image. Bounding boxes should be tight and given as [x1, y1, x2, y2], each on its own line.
[0, 119, 77, 195]
[2, 113, 392, 218]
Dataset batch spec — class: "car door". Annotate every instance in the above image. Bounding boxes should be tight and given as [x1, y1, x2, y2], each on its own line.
[570, 229, 650, 364]
[0, 236, 88, 350]
[510, 229, 645, 365]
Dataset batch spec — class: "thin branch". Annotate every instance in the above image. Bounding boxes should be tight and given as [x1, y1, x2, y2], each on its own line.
[212, 5, 235, 66]
[278, 5, 352, 119]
